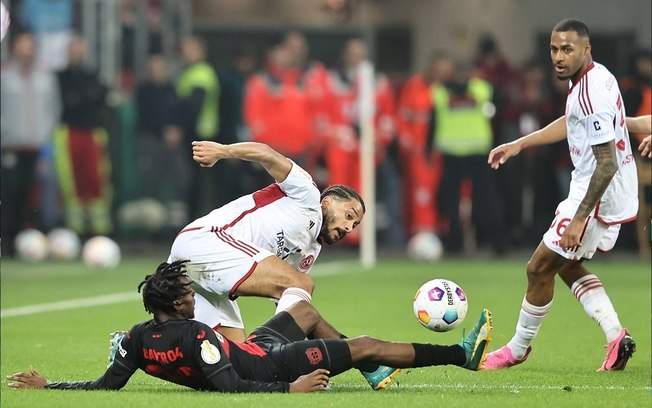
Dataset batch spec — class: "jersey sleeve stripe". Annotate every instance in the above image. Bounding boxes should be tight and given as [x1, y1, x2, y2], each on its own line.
[578, 78, 589, 116]
[583, 74, 594, 114]
[221, 184, 286, 230]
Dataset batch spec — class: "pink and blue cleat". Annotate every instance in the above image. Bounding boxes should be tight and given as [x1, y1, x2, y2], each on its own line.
[484, 345, 531, 370]
[598, 328, 635, 371]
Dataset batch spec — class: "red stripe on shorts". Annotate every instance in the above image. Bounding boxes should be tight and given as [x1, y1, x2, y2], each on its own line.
[229, 262, 258, 300]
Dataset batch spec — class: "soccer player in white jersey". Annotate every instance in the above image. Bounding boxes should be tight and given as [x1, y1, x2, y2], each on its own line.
[485, 18, 642, 371]
[164, 140, 399, 389]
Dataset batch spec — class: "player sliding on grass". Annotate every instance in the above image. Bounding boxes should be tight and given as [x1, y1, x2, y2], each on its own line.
[486, 19, 650, 371]
[114, 139, 399, 389]
[8, 261, 493, 393]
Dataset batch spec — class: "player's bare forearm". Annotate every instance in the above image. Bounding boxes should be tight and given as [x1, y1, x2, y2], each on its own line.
[626, 115, 652, 134]
[575, 142, 618, 221]
[226, 142, 292, 182]
[520, 116, 568, 149]
[489, 116, 567, 169]
[192, 141, 292, 182]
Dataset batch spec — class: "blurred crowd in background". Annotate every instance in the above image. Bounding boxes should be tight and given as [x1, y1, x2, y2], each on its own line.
[1, 0, 650, 259]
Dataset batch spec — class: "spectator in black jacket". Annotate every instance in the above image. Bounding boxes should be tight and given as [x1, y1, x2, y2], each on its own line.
[135, 54, 190, 227]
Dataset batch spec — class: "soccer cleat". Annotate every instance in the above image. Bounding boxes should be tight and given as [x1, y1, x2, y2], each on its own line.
[484, 345, 531, 370]
[598, 328, 636, 371]
[459, 308, 493, 370]
[360, 366, 401, 390]
[107, 331, 128, 368]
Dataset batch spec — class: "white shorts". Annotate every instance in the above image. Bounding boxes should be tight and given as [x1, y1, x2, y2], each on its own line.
[168, 226, 274, 329]
[543, 199, 621, 260]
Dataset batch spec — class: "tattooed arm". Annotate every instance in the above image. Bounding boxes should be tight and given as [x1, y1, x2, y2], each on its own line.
[558, 141, 618, 252]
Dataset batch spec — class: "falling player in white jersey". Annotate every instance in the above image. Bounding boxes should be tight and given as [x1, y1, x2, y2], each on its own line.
[485, 18, 644, 371]
[164, 140, 399, 389]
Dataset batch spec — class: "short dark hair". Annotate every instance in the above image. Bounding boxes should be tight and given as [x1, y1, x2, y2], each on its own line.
[553, 18, 590, 39]
[138, 260, 192, 315]
[321, 184, 365, 213]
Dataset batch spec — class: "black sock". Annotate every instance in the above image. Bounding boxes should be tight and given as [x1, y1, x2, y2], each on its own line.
[411, 343, 466, 367]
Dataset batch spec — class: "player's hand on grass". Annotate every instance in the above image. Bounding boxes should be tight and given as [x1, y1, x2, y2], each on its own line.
[192, 141, 227, 167]
[7, 366, 48, 389]
[488, 142, 521, 170]
[289, 369, 330, 393]
[638, 135, 652, 158]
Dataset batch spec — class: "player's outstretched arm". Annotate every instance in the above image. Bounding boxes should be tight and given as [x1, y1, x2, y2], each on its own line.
[626, 114, 652, 134]
[192, 141, 292, 182]
[639, 135, 652, 159]
[488, 116, 567, 170]
[8, 355, 135, 391]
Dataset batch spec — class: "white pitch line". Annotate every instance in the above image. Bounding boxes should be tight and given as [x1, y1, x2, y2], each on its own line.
[1, 292, 140, 319]
[332, 382, 651, 392]
[0, 261, 355, 319]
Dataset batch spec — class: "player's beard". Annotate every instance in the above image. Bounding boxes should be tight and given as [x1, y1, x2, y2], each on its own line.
[318, 212, 346, 245]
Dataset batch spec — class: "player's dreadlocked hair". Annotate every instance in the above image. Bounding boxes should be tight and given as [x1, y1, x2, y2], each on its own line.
[138, 260, 192, 315]
[320, 184, 366, 213]
[553, 18, 590, 39]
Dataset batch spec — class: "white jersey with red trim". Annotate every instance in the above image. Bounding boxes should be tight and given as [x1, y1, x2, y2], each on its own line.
[185, 161, 323, 273]
[564, 62, 638, 225]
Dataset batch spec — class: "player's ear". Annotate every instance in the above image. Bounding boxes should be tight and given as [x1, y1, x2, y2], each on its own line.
[321, 196, 332, 207]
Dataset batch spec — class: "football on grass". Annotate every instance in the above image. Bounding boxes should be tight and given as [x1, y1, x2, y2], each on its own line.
[413, 279, 468, 332]
[82, 236, 121, 268]
[15, 228, 49, 262]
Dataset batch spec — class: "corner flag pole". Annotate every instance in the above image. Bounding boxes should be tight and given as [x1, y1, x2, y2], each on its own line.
[358, 60, 376, 269]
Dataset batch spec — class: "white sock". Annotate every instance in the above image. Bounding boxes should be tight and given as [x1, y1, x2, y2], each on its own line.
[571, 274, 622, 343]
[275, 288, 312, 314]
[507, 296, 553, 359]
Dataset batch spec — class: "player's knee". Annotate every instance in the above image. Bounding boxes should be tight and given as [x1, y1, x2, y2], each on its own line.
[526, 258, 553, 282]
[300, 301, 321, 323]
[289, 272, 314, 294]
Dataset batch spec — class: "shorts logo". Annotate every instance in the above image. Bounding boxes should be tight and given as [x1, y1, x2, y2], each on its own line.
[616, 139, 625, 151]
[118, 343, 127, 358]
[299, 255, 315, 271]
[200, 340, 221, 364]
[305, 347, 323, 365]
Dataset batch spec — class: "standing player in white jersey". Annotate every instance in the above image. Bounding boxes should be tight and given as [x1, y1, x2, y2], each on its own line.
[165, 140, 399, 389]
[485, 18, 641, 371]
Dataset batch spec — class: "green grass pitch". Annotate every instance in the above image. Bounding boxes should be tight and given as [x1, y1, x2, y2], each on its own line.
[1, 255, 650, 407]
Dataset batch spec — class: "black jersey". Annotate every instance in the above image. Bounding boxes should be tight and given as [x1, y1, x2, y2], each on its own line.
[46, 319, 290, 393]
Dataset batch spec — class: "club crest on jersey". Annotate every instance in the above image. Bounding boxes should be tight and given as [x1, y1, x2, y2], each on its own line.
[299, 255, 314, 271]
[200, 340, 221, 364]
